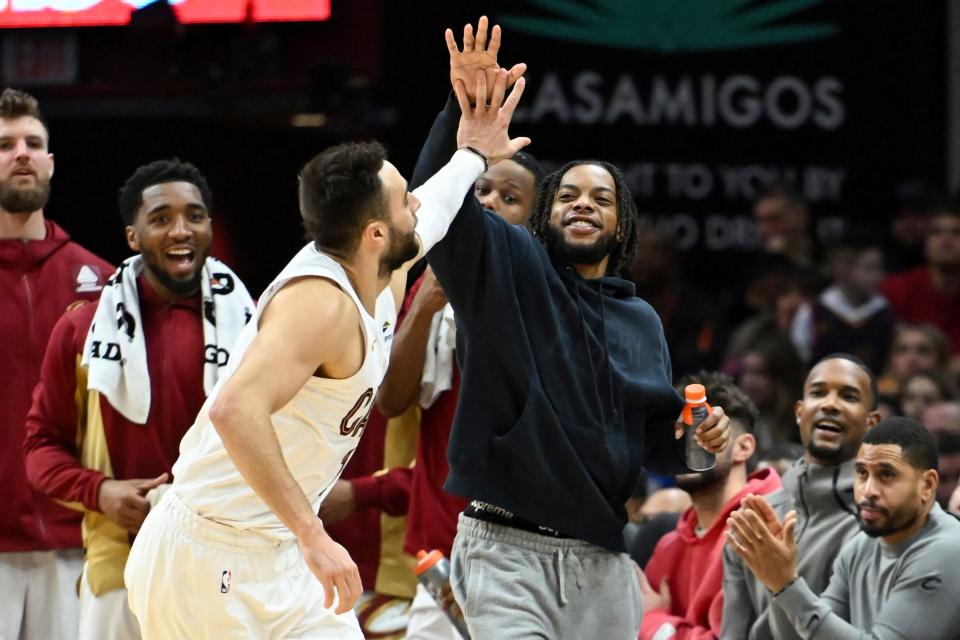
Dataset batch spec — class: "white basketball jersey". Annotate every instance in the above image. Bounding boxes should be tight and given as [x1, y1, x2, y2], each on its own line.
[171, 243, 396, 540]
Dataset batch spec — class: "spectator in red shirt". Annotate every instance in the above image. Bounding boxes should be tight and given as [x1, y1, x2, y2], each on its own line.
[882, 205, 960, 372]
[637, 371, 782, 640]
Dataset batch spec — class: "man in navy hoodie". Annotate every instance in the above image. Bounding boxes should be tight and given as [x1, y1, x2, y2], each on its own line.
[412, 18, 731, 639]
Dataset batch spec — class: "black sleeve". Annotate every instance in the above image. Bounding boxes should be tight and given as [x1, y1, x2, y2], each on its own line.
[415, 95, 534, 326]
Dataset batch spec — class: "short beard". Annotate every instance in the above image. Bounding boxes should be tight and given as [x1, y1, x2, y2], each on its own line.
[0, 178, 51, 213]
[543, 222, 617, 268]
[379, 226, 419, 278]
[805, 439, 847, 465]
[143, 258, 204, 298]
[858, 502, 921, 538]
[674, 467, 724, 494]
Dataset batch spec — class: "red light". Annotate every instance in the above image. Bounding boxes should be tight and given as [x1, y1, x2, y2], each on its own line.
[0, 0, 331, 28]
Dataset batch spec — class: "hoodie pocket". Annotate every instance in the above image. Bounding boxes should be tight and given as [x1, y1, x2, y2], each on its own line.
[491, 388, 628, 506]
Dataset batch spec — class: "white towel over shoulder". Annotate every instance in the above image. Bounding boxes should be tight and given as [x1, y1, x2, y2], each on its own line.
[81, 255, 255, 424]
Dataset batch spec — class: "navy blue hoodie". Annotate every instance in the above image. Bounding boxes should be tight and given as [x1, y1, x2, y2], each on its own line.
[414, 97, 688, 553]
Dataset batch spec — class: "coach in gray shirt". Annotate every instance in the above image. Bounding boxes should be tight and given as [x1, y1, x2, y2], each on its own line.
[728, 417, 960, 639]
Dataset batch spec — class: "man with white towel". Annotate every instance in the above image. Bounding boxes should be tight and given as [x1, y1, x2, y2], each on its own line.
[23, 158, 254, 640]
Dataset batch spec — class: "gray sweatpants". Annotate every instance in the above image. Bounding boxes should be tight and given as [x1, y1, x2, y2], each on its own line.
[450, 515, 641, 640]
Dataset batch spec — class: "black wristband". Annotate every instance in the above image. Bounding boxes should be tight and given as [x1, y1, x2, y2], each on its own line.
[459, 146, 489, 172]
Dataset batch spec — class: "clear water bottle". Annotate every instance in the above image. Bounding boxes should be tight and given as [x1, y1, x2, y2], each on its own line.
[683, 383, 716, 471]
[414, 550, 471, 639]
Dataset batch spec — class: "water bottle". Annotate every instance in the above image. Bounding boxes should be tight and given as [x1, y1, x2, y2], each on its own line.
[414, 550, 471, 639]
[682, 383, 716, 471]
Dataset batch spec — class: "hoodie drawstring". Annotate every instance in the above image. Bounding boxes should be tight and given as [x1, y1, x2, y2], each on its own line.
[555, 547, 585, 607]
[572, 279, 607, 430]
[832, 465, 857, 517]
[571, 276, 621, 437]
[597, 284, 620, 427]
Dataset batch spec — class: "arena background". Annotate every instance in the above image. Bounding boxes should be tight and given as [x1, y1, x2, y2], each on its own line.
[0, 0, 948, 294]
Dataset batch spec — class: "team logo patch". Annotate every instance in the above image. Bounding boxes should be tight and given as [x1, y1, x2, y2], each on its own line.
[221, 569, 232, 594]
[75, 265, 103, 293]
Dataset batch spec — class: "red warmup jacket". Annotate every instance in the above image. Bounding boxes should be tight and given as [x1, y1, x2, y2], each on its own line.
[23, 277, 206, 593]
[0, 220, 112, 552]
[881, 266, 960, 353]
[639, 468, 782, 640]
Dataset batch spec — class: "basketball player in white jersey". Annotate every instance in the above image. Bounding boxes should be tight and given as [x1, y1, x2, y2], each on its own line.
[124, 68, 529, 638]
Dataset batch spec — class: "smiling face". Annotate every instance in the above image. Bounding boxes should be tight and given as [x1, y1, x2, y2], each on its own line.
[126, 181, 212, 299]
[855, 443, 937, 543]
[544, 164, 620, 272]
[795, 358, 879, 466]
[0, 116, 53, 214]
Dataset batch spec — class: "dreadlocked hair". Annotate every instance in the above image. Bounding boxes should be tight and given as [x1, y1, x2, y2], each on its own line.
[528, 160, 640, 277]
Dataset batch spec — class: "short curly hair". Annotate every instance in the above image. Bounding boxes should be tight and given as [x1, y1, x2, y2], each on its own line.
[118, 158, 213, 225]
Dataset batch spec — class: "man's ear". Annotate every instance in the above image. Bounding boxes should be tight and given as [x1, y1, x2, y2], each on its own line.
[362, 219, 388, 247]
[733, 433, 756, 464]
[919, 469, 939, 505]
[125, 226, 140, 252]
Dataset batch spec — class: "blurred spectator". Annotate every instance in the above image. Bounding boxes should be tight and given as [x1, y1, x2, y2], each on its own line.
[727, 329, 805, 451]
[920, 401, 960, 508]
[883, 179, 938, 273]
[806, 233, 894, 373]
[881, 203, 960, 370]
[898, 370, 958, 422]
[950, 484, 960, 514]
[0, 88, 113, 640]
[625, 486, 692, 569]
[728, 418, 960, 639]
[627, 227, 726, 376]
[637, 371, 781, 640]
[721, 354, 880, 640]
[731, 257, 821, 365]
[752, 184, 814, 269]
[878, 323, 951, 397]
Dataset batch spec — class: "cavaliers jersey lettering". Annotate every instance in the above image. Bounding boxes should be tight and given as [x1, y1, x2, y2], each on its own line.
[171, 243, 396, 540]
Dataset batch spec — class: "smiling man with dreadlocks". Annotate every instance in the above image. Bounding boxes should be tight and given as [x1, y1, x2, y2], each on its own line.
[408, 18, 731, 639]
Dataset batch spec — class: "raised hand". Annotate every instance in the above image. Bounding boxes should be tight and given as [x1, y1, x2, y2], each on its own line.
[445, 16, 526, 106]
[454, 69, 531, 167]
[673, 405, 731, 454]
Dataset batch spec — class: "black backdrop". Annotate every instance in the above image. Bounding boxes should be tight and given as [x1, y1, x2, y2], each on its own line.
[31, 0, 947, 294]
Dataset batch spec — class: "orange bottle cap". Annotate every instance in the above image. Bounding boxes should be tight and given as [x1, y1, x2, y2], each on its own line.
[414, 549, 444, 576]
[684, 383, 707, 405]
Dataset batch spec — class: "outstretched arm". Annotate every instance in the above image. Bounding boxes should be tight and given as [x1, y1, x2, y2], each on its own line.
[208, 278, 363, 614]
[389, 68, 529, 308]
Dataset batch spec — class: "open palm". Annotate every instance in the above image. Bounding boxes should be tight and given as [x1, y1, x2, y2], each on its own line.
[446, 16, 526, 105]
